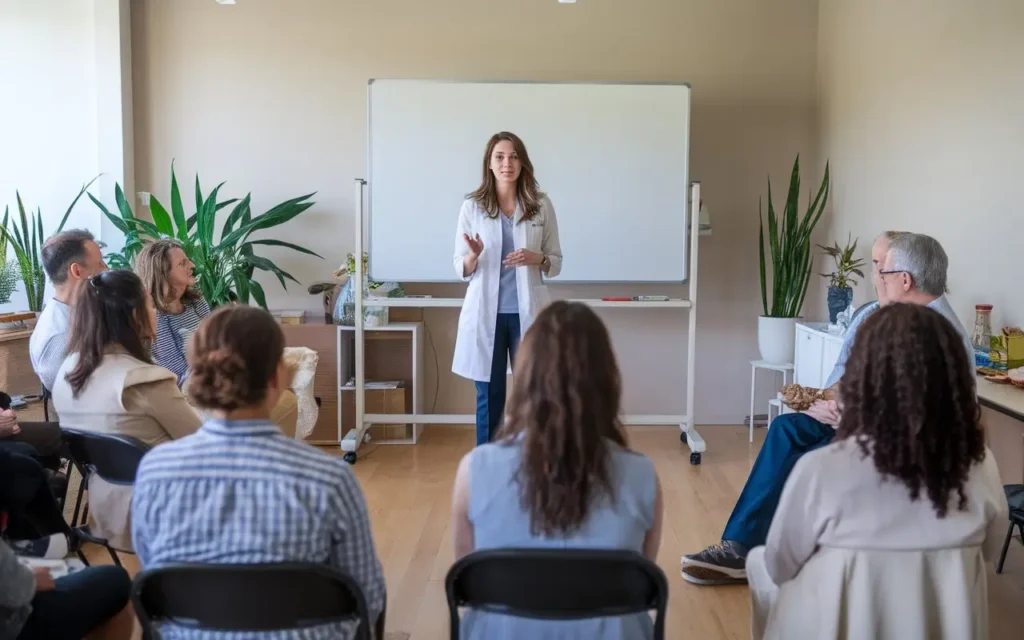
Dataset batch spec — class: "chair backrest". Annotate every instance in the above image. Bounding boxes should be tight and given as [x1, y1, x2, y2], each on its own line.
[445, 548, 668, 640]
[60, 428, 150, 485]
[132, 563, 372, 639]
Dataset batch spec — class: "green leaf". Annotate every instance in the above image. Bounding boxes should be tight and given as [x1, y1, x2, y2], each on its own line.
[148, 195, 174, 236]
[56, 175, 100, 233]
[248, 279, 267, 309]
[222, 194, 251, 237]
[170, 162, 186, 235]
[244, 238, 323, 258]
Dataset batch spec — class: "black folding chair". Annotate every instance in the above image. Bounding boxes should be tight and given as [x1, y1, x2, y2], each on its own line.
[132, 563, 382, 640]
[60, 428, 150, 566]
[997, 484, 1024, 574]
[445, 548, 668, 640]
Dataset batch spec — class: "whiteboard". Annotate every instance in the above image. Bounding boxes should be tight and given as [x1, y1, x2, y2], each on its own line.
[367, 80, 691, 283]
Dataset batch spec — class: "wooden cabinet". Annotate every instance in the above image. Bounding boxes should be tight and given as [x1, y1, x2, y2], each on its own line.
[794, 322, 844, 389]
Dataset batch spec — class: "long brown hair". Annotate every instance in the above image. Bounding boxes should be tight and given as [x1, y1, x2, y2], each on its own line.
[134, 238, 201, 314]
[65, 270, 154, 396]
[467, 131, 543, 221]
[836, 303, 985, 517]
[497, 301, 628, 536]
[187, 306, 285, 411]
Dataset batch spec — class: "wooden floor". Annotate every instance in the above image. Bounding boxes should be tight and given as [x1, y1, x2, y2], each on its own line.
[84, 425, 1024, 639]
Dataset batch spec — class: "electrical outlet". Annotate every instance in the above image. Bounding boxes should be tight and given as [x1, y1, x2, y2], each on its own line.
[137, 191, 150, 206]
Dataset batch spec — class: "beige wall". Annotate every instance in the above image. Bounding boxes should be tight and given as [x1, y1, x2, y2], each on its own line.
[817, 0, 1024, 327]
[131, 0, 822, 423]
[818, 0, 1024, 481]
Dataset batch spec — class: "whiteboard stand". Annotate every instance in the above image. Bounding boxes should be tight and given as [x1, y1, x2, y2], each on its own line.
[340, 179, 705, 465]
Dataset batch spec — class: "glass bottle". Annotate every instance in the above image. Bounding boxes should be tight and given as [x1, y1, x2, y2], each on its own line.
[972, 304, 993, 351]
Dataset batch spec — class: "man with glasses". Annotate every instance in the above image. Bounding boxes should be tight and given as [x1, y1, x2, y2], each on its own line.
[681, 232, 973, 586]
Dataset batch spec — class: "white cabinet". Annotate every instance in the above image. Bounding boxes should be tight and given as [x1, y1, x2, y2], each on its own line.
[794, 322, 844, 389]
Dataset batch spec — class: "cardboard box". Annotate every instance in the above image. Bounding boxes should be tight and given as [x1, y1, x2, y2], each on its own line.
[341, 382, 412, 441]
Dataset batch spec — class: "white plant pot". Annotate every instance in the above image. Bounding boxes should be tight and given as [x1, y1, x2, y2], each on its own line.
[758, 316, 797, 365]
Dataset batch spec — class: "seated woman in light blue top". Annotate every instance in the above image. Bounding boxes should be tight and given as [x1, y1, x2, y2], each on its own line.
[450, 301, 664, 640]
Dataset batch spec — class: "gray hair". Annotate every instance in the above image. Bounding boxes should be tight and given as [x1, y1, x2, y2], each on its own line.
[886, 233, 948, 296]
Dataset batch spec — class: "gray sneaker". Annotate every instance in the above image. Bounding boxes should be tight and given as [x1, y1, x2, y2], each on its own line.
[681, 541, 747, 585]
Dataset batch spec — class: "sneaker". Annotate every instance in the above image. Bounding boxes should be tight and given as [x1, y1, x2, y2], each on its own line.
[681, 541, 747, 585]
[10, 533, 69, 560]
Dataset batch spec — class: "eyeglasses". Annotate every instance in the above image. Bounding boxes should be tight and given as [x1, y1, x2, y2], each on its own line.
[877, 269, 908, 277]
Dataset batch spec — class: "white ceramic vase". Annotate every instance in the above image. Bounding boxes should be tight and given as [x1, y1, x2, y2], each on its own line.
[757, 316, 797, 365]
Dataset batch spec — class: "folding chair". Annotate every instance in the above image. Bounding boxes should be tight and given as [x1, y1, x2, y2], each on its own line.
[60, 428, 150, 566]
[445, 548, 668, 640]
[132, 562, 383, 640]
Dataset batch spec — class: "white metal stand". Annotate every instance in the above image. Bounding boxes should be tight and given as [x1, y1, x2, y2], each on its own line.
[342, 180, 706, 465]
[748, 360, 793, 442]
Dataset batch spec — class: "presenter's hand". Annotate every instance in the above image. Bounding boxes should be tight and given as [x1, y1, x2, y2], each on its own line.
[463, 233, 484, 257]
[803, 399, 841, 428]
[503, 249, 543, 267]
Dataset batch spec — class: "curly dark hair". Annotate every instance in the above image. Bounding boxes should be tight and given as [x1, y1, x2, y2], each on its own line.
[496, 301, 629, 537]
[836, 303, 984, 517]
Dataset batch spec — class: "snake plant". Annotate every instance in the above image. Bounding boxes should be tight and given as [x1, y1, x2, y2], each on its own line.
[92, 163, 322, 309]
[1, 178, 97, 311]
[758, 155, 831, 318]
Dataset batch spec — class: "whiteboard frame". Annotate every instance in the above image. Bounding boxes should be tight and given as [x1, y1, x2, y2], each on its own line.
[365, 78, 693, 284]
[341, 175, 706, 466]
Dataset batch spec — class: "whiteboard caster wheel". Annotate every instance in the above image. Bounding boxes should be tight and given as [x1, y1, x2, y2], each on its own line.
[680, 431, 687, 444]
[689, 452, 701, 465]
[343, 452, 357, 465]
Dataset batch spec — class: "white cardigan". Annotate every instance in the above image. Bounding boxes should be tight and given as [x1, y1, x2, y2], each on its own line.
[749, 439, 1008, 640]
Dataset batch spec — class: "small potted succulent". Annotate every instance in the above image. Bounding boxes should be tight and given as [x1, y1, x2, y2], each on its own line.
[819, 235, 866, 323]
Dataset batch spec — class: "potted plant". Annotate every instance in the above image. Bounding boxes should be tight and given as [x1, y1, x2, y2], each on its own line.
[819, 235, 865, 323]
[1, 179, 96, 312]
[757, 155, 830, 364]
[92, 164, 322, 309]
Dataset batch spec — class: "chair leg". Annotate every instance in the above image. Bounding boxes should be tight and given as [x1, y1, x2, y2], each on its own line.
[106, 546, 121, 567]
[997, 520, 1014, 574]
[70, 475, 86, 528]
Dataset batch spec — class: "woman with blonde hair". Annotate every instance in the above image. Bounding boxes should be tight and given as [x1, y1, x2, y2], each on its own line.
[134, 239, 209, 386]
[450, 301, 663, 639]
[135, 239, 299, 436]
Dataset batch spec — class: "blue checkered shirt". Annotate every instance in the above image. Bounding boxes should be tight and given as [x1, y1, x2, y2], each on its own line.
[131, 419, 385, 639]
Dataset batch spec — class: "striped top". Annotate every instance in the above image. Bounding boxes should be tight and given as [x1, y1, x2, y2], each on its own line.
[131, 419, 386, 640]
[153, 297, 210, 386]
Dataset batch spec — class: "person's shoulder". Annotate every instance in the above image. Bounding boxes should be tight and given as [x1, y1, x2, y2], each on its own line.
[117, 356, 179, 389]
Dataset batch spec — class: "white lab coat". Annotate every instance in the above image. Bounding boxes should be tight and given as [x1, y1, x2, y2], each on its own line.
[451, 195, 563, 382]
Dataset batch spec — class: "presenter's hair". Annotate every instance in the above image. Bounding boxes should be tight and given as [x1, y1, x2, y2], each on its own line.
[187, 305, 285, 411]
[497, 301, 628, 536]
[467, 131, 543, 222]
[836, 303, 984, 517]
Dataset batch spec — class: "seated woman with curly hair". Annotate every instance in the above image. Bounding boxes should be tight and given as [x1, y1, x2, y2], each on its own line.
[747, 303, 1009, 640]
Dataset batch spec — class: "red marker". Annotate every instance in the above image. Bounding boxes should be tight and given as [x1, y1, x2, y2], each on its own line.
[601, 297, 632, 301]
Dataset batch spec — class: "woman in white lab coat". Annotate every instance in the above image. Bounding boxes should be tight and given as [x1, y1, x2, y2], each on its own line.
[452, 132, 563, 445]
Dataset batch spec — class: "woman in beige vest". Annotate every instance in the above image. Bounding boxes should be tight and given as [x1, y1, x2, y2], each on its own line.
[52, 270, 202, 551]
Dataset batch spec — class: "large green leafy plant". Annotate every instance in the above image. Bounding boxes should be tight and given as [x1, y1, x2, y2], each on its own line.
[758, 155, 831, 318]
[1, 179, 96, 311]
[819, 234, 865, 290]
[93, 164, 321, 309]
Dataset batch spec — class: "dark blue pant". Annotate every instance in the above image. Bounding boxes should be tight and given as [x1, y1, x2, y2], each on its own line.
[722, 412, 835, 550]
[474, 313, 521, 446]
[17, 564, 131, 640]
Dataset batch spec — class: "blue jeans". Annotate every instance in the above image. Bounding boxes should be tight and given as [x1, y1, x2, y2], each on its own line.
[722, 412, 835, 550]
[17, 565, 131, 640]
[474, 313, 521, 446]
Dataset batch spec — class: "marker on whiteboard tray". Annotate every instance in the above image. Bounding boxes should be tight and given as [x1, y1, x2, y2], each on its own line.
[601, 297, 632, 302]
[634, 295, 670, 301]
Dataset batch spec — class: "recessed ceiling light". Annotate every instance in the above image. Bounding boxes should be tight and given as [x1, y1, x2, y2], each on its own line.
[216, 0, 236, 5]
[558, 0, 577, 4]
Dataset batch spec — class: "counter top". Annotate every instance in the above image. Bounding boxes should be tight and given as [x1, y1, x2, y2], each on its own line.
[977, 379, 1024, 422]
